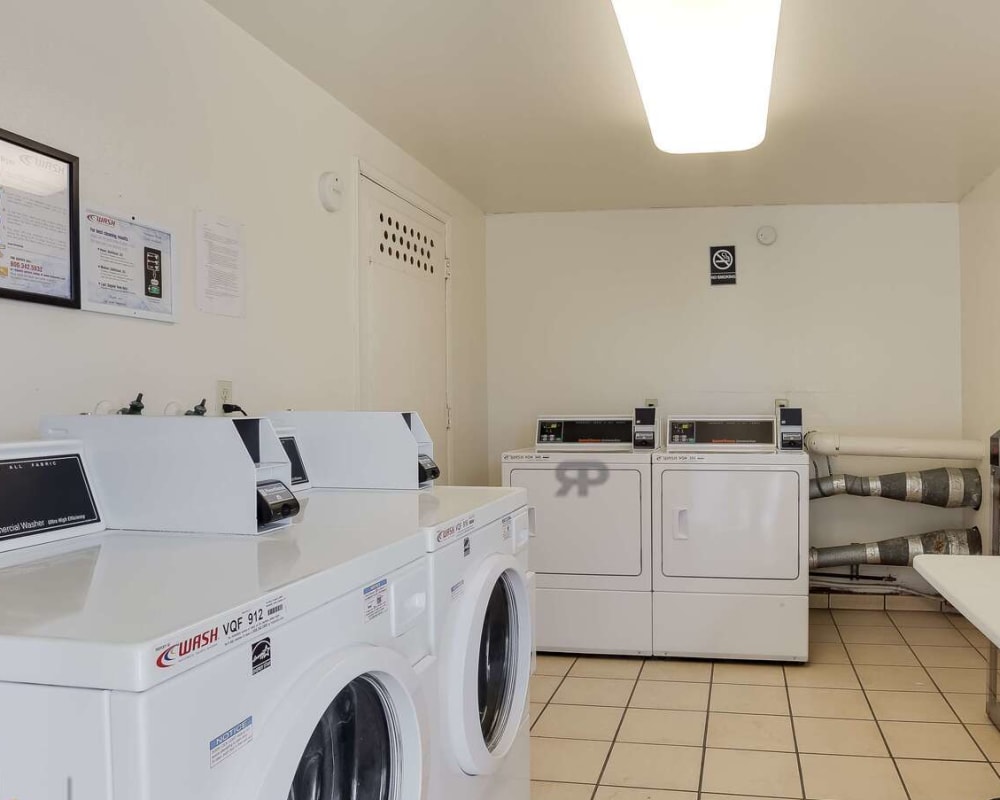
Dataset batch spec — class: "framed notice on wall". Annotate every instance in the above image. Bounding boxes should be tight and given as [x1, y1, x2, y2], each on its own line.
[0, 128, 81, 308]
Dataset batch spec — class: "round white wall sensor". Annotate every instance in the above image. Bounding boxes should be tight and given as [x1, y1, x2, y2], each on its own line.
[756, 225, 777, 246]
[318, 171, 342, 212]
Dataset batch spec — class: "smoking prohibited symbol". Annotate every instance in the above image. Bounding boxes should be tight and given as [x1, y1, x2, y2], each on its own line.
[710, 245, 737, 285]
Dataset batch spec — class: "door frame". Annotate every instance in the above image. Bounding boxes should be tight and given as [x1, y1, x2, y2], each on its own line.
[353, 159, 454, 481]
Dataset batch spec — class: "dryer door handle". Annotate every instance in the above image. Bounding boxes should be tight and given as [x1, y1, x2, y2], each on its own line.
[673, 507, 689, 540]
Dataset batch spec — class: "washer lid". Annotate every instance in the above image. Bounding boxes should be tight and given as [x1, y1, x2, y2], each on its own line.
[0, 491, 425, 692]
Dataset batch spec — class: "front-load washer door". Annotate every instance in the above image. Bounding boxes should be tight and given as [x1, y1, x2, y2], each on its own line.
[508, 465, 646, 589]
[448, 554, 532, 777]
[659, 468, 800, 580]
[230, 647, 427, 800]
[288, 676, 392, 800]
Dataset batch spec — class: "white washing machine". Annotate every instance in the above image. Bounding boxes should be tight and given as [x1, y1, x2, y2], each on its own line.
[418, 486, 533, 800]
[0, 436, 434, 799]
[652, 415, 810, 661]
[267, 412, 534, 800]
[503, 412, 654, 655]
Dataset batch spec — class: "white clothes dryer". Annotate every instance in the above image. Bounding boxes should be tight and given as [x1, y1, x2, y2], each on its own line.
[651, 447, 810, 661]
[503, 448, 653, 655]
[0, 441, 434, 800]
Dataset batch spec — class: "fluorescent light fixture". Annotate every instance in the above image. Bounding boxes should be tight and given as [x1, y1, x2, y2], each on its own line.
[612, 0, 782, 154]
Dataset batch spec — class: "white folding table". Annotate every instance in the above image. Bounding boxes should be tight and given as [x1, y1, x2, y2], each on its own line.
[914, 554, 1000, 728]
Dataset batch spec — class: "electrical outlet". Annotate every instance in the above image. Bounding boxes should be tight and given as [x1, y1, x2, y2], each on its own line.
[644, 398, 658, 407]
[217, 380, 233, 413]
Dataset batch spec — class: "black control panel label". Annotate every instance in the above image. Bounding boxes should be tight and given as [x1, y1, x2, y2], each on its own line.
[279, 437, 309, 486]
[0, 455, 100, 541]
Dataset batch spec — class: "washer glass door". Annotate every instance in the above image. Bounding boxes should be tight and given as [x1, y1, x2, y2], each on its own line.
[478, 575, 518, 751]
[288, 675, 395, 800]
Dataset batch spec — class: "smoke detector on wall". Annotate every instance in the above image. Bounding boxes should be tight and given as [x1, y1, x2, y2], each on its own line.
[756, 225, 777, 246]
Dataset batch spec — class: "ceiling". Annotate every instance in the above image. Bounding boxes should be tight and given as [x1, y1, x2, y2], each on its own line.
[207, 0, 1000, 213]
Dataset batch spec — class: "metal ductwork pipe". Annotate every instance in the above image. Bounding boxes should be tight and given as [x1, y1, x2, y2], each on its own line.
[809, 527, 981, 569]
[810, 467, 982, 510]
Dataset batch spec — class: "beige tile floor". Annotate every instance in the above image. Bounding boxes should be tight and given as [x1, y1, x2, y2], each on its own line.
[530, 609, 1000, 800]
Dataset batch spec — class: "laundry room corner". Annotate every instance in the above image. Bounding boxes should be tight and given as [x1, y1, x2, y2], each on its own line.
[485, 204, 965, 589]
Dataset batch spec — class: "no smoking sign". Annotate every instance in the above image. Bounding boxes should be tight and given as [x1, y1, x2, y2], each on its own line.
[710, 245, 736, 286]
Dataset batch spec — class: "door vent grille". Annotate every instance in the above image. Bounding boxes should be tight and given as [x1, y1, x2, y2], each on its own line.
[374, 206, 442, 279]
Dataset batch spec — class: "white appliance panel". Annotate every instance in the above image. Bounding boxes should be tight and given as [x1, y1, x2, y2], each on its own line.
[509, 467, 643, 577]
[653, 592, 808, 661]
[535, 587, 652, 655]
[659, 468, 800, 580]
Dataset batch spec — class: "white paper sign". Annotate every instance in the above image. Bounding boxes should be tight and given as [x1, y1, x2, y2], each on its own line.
[0, 139, 73, 300]
[196, 211, 245, 318]
[82, 210, 174, 322]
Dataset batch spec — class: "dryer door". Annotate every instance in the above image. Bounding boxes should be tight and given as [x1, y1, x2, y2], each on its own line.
[447, 554, 532, 776]
[659, 467, 800, 579]
[230, 646, 427, 800]
[507, 463, 647, 590]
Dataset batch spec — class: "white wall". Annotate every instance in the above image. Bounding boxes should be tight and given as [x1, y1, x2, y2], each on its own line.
[487, 204, 966, 579]
[960, 165, 1000, 533]
[0, 0, 489, 484]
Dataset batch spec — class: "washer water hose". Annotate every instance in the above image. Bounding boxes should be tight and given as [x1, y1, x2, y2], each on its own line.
[809, 527, 981, 569]
[810, 467, 981, 510]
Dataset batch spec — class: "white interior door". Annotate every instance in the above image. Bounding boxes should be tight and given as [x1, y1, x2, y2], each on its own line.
[509, 467, 644, 576]
[659, 469, 800, 579]
[359, 174, 450, 481]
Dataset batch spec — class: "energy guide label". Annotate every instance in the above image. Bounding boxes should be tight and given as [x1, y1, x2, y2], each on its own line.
[364, 578, 388, 622]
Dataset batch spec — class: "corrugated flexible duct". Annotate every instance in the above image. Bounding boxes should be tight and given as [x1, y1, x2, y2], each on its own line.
[809, 527, 981, 569]
[810, 467, 981, 510]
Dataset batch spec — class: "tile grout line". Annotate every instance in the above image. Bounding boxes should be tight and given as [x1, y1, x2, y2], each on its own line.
[830, 611, 914, 800]
[694, 661, 715, 799]
[588, 657, 645, 800]
[781, 662, 807, 800]
[530, 654, 579, 733]
[895, 612, 1000, 779]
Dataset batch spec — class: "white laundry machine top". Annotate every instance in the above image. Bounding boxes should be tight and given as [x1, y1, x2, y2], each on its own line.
[295, 485, 528, 553]
[0, 490, 426, 693]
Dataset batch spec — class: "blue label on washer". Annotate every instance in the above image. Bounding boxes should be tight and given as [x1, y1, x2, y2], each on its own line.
[363, 578, 389, 622]
[209, 716, 253, 768]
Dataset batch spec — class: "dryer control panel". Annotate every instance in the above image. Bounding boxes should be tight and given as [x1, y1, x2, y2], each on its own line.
[536, 415, 634, 452]
[666, 416, 776, 453]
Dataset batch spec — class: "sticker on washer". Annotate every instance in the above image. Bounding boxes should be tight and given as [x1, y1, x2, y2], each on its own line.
[450, 579, 465, 601]
[363, 578, 388, 622]
[435, 514, 476, 544]
[153, 593, 287, 669]
[251, 637, 271, 675]
[209, 716, 253, 768]
[501, 515, 513, 541]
